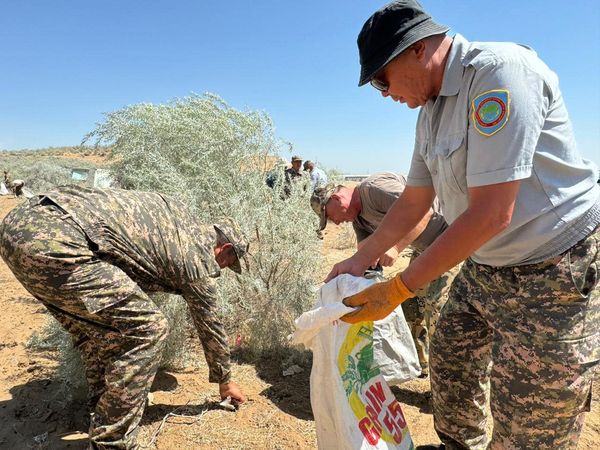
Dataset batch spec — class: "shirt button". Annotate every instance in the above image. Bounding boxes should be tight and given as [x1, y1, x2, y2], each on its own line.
[432, 169, 438, 175]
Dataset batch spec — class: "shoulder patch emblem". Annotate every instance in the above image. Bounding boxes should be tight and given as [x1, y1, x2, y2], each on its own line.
[472, 89, 510, 136]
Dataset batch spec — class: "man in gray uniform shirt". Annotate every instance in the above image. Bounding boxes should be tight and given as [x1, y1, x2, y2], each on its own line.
[311, 172, 458, 376]
[327, 1, 600, 449]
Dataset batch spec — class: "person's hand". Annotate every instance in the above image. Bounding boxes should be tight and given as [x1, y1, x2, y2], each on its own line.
[341, 274, 414, 323]
[325, 254, 371, 283]
[219, 382, 247, 406]
[378, 247, 400, 267]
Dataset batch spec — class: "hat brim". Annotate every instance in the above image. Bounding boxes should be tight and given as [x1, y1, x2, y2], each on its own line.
[229, 257, 242, 274]
[229, 245, 249, 275]
[318, 207, 328, 231]
[358, 20, 449, 86]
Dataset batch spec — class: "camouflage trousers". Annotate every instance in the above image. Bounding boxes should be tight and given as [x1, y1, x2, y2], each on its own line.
[430, 227, 599, 450]
[0, 199, 169, 450]
[401, 252, 461, 375]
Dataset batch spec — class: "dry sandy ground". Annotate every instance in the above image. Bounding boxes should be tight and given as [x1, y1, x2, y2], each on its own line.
[0, 196, 598, 449]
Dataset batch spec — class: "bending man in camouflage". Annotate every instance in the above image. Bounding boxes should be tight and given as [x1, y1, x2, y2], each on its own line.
[311, 172, 460, 376]
[0, 185, 249, 450]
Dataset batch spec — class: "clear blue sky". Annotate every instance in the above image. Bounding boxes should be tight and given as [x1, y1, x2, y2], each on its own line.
[1, 0, 598, 174]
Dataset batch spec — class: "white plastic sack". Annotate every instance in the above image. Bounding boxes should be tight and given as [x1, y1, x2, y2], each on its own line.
[291, 274, 414, 450]
[373, 298, 421, 386]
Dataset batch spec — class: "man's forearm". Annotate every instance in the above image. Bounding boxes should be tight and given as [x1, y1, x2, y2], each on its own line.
[191, 310, 233, 383]
[183, 289, 233, 384]
[402, 205, 510, 291]
[392, 209, 432, 252]
[401, 181, 520, 291]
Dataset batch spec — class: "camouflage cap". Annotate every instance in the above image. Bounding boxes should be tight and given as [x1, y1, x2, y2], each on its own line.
[213, 218, 249, 274]
[310, 183, 337, 230]
[291, 155, 303, 162]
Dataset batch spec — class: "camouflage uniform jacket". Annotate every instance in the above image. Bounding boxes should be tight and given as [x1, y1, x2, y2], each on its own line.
[41, 185, 232, 383]
[284, 167, 305, 183]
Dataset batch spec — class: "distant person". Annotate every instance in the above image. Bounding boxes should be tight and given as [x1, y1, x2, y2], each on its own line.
[0, 185, 249, 449]
[3, 170, 24, 197]
[311, 173, 460, 377]
[3, 170, 11, 189]
[283, 155, 307, 198]
[11, 179, 25, 197]
[265, 160, 286, 189]
[303, 160, 328, 191]
[284, 155, 304, 181]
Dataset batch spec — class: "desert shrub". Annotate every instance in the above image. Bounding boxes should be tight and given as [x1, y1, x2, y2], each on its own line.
[325, 167, 344, 185]
[1, 159, 71, 193]
[1, 156, 99, 194]
[27, 316, 88, 403]
[151, 293, 196, 370]
[84, 93, 322, 357]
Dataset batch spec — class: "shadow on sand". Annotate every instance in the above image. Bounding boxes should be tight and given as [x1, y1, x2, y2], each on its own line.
[233, 350, 314, 421]
[391, 384, 433, 414]
[0, 377, 88, 449]
[0, 370, 181, 450]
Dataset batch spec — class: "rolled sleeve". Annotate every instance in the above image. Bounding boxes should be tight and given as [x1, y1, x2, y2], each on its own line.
[407, 148, 433, 187]
[467, 164, 532, 187]
[408, 109, 434, 187]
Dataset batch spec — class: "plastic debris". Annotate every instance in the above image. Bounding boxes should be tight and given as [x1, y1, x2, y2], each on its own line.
[282, 364, 304, 376]
[219, 396, 237, 411]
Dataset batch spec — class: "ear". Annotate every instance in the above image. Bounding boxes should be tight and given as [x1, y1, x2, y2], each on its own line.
[215, 241, 233, 258]
[411, 40, 426, 61]
[221, 242, 234, 253]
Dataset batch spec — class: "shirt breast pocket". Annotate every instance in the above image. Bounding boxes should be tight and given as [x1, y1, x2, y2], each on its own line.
[434, 133, 467, 195]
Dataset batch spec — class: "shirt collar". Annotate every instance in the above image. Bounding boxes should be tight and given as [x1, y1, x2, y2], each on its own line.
[439, 34, 469, 97]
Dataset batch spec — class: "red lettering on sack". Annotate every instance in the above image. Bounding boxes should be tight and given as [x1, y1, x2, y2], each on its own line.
[388, 400, 407, 428]
[365, 404, 383, 434]
[358, 417, 380, 445]
[365, 381, 386, 414]
[361, 382, 408, 444]
[381, 400, 407, 443]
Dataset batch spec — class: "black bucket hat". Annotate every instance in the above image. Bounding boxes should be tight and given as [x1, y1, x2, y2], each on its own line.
[357, 0, 449, 86]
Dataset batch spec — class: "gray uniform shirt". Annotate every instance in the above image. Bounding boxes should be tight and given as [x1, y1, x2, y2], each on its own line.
[407, 34, 600, 266]
[353, 172, 448, 253]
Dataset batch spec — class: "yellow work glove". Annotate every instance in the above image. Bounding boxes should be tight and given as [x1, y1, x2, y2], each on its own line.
[341, 274, 414, 324]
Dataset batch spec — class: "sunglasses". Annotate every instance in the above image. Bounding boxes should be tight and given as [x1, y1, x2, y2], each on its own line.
[370, 77, 389, 92]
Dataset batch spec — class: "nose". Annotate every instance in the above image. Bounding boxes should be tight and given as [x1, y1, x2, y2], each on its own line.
[381, 90, 390, 97]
